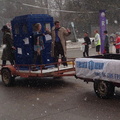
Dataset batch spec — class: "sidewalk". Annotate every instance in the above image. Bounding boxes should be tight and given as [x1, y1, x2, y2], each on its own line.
[67, 47, 96, 58]
[67, 38, 94, 49]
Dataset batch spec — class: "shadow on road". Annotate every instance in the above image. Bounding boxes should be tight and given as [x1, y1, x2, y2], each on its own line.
[4, 77, 76, 91]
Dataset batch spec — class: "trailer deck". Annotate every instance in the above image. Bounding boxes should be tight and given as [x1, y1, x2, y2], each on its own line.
[0, 59, 75, 86]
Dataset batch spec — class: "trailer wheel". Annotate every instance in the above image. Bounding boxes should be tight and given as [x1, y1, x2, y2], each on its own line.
[94, 80, 115, 99]
[1, 68, 15, 87]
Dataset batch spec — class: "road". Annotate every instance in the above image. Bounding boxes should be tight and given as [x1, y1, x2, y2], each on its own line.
[0, 48, 120, 120]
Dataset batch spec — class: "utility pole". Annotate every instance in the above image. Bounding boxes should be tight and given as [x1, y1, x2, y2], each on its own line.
[46, 0, 49, 14]
[71, 22, 77, 42]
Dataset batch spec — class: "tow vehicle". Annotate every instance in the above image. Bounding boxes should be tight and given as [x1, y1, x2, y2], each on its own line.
[75, 54, 120, 99]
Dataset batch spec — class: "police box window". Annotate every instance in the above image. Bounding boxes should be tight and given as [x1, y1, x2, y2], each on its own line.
[14, 24, 19, 34]
[45, 23, 51, 31]
[22, 25, 28, 34]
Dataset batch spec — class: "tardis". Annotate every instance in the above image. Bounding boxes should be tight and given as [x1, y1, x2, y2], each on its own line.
[11, 14, 54, 68]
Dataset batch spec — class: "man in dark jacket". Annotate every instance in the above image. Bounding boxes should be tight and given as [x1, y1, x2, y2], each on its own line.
[82, 32, 91, 57]
[104, 30, 109, 53]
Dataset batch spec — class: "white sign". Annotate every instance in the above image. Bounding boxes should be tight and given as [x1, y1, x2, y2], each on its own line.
[45, 34, 52, 41]
[23, 38, 29, 44]
[18, 48, 22, 54]
[75, 58, 120, 83]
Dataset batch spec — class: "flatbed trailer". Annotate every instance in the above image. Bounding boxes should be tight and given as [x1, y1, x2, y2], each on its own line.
[0, 59, 75, 87]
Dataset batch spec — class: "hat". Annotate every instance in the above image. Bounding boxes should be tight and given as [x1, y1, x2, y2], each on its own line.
[1, 25, 9, 31]
[104, 30, 108, 34]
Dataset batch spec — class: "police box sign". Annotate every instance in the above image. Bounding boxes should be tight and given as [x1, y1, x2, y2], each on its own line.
[76, 61, 104, 70]
[75, 58, 120, 83]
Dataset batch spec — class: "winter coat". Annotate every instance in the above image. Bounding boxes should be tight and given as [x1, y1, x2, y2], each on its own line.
[115, 37, 120, 49]
[84, 36, 91, 46]
[1, 32, 14, 61]
[49, 26, 71, 57]
[94, 33, 101, 46]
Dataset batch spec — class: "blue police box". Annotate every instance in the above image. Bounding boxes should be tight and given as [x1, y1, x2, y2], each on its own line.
[11, 14, 55, 68]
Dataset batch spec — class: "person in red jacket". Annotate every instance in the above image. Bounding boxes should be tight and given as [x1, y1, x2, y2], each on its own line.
[115, 32, 120, 53]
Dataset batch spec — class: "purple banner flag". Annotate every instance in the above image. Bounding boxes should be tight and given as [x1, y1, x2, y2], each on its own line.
[99, 10, 106, 53]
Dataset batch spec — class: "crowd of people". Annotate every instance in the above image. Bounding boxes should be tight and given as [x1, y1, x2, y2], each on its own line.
[82, 29, 120, 57]
[1, 22, 120, 68]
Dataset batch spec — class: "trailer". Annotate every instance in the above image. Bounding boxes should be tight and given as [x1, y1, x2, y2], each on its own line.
[0, 14, 75, 86]
[75, 54, 120, 99]
[1, 59, 75, 87]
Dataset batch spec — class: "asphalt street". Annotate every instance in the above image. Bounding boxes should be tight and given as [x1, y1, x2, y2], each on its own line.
[0, 48, 120, 120]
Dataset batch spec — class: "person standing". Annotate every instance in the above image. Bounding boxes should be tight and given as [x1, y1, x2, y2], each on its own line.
[115, 32, 120, 53]
[94, 30, 101, 55]
[1, 25, 15, 66]
[104, 30, 109, 53]
[82, 32, 91, 57]
[32, 23, 44, 70]
[109, 35, 116, 53]
[47, 21, 71, 67]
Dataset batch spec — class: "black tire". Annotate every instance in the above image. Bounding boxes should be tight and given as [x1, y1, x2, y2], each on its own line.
[94, 80, 115, 99]
[1, 68, 15, 87]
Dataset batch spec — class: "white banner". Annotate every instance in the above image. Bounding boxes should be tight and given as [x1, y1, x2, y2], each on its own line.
[75, 58, 120, 83]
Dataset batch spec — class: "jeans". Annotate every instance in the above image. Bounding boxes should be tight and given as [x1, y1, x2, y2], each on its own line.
[83, 45, 89, 57]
